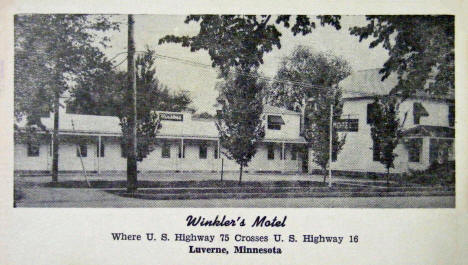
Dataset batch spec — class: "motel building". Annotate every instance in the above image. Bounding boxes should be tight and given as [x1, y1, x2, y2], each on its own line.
[323, 69, 455, 175]
[14, 104, 307, 174]
[14, 69, 454, 176]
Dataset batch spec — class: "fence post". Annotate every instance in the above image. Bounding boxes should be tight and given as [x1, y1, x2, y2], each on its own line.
[221, 158, 224, 181]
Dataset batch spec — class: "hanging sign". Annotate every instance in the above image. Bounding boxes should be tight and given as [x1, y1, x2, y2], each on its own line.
[334, 119, 359, 132]
[159, 112, 184, 121]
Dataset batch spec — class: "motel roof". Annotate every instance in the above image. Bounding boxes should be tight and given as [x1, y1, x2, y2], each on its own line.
[340, 69, 398, 98]
[16, 104, 305, 143]
[32, 112, 220, 139]
[340, 69, 454, 101]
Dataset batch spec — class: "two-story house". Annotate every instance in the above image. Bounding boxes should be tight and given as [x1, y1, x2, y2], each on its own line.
[323, 69, 455, 174]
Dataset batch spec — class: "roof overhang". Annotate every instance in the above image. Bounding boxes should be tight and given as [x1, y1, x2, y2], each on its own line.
[267, 115, 285, 125]
[262, 138, 307, 144]
[403, 125, 454, 138]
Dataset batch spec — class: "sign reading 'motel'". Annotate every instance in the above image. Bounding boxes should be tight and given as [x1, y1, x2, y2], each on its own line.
[334, 119, 359, 132]
[160, 112, 184, 121]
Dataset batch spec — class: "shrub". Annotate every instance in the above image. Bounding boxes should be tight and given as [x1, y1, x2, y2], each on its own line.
[403, 161, 455, 186]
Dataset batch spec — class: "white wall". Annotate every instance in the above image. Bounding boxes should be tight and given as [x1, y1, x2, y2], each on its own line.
[98, 138, 127, 171]
[58, 143, 96, 171]
[14, 143, 50, 171]
[263, 114, 301, 139]
[399, 99, 451, 128]
[138, 140, 221, 172]
[318, 98, 453, 174]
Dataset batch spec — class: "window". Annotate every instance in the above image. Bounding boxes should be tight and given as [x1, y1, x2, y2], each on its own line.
[267, 115, 285, 130]
[413, 102, 429, 125]
[96, 141, 105, 157]
[449, 105, 455, 127]
[408, 138, 422, 163]
[267, 144, 275, 160]
[199, 143, 207, 159]
[367, 103, 377, 124]
[27, 143, 40, 157]
[121, 143, 127, 158]
[162, 142, 171, 158]
[430, 139, 453, 164]
[77, 143, 87, 157]
[291, 146, 297, 160]
[372, 141, 381, 161]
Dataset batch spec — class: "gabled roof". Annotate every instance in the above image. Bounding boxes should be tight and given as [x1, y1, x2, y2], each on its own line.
[157, 118, 219, 139]
[42, 113, 122, 134]
[340, 69, 397, 98]
[263, 104, 299, 115]
[16, 105, 304, 141]
[340, 68, 454, 101]
[36, 112, 220, 138]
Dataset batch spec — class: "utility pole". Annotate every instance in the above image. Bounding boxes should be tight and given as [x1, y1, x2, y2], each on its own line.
[52, 90, 59, 182]
[127, 14, 138, 192]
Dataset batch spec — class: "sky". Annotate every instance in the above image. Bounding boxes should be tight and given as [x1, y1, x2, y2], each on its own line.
[100, 15, 389, 114]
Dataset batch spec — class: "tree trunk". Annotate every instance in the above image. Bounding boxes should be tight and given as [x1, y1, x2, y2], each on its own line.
[323, 167, 327, 183]
[386, 168, 390, 187]
[239, 164, 243, 184]
[51, 91, 59, 182]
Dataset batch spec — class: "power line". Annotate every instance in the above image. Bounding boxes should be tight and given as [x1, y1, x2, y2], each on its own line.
[112, 50, 373, 95]
[17, 49, 367, 95]
[146, 52, 367, 95]
[111, 57, 127, 69]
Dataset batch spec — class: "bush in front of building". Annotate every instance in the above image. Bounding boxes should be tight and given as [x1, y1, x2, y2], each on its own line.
[400, 161, 455, 186]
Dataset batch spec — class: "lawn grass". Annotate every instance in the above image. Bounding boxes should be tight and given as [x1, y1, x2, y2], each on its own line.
[17, 178, 455, 201]
[42, 180, 331, 189]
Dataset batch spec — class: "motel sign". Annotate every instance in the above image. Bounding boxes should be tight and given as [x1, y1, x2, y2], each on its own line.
[334, 119, 359, 132]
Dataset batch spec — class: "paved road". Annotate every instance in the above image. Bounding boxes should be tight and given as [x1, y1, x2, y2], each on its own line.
[16, 186, 455, 208]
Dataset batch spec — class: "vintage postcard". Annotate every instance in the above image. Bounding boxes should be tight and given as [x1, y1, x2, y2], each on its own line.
[1, 0, 467, 264]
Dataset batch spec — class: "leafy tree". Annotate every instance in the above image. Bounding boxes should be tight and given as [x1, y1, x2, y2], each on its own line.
[159, 15, 341, 77]
[268, 46, 351, 110]
[349, 15, 454, 97]
[68, 48, 192, 161]
[14, 14, 118, 125]
[14, 14, 119, 181]
[216, 67, 266, 183]
[304, 87, 347, 183]
[267, 47, 350, 182]
[369, 96, 405, 185]
[193, 112, 215, 119]
[159, 16, 343, 182]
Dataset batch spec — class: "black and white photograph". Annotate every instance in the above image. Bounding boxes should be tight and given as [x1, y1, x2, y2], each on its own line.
[12, 14, 456, 208]
[3, 1, 468, 264]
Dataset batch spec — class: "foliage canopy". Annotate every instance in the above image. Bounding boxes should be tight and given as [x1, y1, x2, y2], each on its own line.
[68, 49, 192, 161]
[14, 14, 119, 127]
[350, 15, 454, 97]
